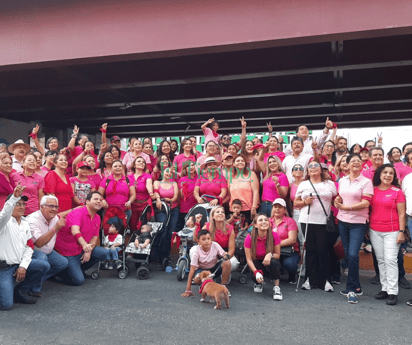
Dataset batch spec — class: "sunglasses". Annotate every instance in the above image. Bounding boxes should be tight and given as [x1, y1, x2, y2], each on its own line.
[308, 163, 320, 169]
[292, 167, 304, 171]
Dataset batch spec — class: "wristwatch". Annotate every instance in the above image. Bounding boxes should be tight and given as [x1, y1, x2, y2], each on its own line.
[399, 230, 405, 233]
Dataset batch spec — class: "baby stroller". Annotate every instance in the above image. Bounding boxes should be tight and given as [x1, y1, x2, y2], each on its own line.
[91, 206, 129, 279]
[124, 200, 170, 279]
[174, 203, 213, 281]
[235, 226, 253, 284]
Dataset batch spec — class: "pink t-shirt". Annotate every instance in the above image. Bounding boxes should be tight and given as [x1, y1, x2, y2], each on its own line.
[158, 183, 178, 209]
[195, 174, 228, 198]
[122, 152, 151, 174]
[0, 172, 15, 210]
[178, 176, 197, 213]
[96, 168, 111, 179]
[270, 216, 299, 252]
[128, 173, 152, 201]
[54, 207, 101, 256]
[361, 166, 376, 180]
[89, 173, 102, 188]
[70, 177, 96, 204]
[261, 173, 289, 202]
[100, 175, 131, 210]
[191, 242, 225, 269]
[394, 162, 412, 181]
[173, 153, 196, 173]
[244, 232, 281, 260]
[370, 186, 406, 232]
[40, 166, 51, 174]
[36, 169, 48, 178]
[203, 127, 220, 145]
[12, 171, 45, 215]
[337, 175, 374, 224]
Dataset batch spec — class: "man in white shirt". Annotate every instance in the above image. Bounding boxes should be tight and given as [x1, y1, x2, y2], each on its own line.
[0, 183, 50, 310]
[8, 140, 31, 171]
[283, 137, 318, 183]
[26, 195, 69, 297]
[283, 117, 333, 157]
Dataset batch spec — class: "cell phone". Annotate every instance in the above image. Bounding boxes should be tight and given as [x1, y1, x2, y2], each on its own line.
[0, 260, 8, 270]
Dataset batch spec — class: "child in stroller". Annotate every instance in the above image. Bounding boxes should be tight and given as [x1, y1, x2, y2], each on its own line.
[102, 221, 123, 269]
[134, 224, 152, 249]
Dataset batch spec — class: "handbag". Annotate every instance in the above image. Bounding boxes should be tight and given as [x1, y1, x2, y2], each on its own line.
[280, 246, 293, 256]
[309, 180, 336, 233]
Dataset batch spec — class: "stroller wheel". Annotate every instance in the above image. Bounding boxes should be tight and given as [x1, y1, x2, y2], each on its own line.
[239, 274, 247, 284]
[177, 260, 187, 281]
[162, 258, 169, 271]
[91, 271, 99, 280]
[118, 268, 128, 279]
[137, 266, 150, 280]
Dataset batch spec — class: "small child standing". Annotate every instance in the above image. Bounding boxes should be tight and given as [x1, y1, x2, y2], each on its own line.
[103, 222, 123, 269]
[227, 199, 248, 236]
[134, 224, 152, 250]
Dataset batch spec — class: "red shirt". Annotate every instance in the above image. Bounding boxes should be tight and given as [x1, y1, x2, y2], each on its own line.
[44, 171, 74, 212]
[54, 207, 101, 256]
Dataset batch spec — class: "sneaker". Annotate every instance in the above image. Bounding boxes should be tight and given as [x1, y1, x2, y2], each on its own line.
[375, 291, 389, 300]
[348, 291, 358, 304]
[340, 289, 351, 297]
[108, 261, 115, 270]
[301, 278, 311, 290]
[399, 276, 411, 289]
[406, 299, 412, 306]
[341, 268, 349, 276]
[331, 279, 341, 285]
[273, 286, 283, 301]
[364, 244, 372, 253]
[360, 243, 366, 250]
[288, 274, 296, 285]
[386, 294, 397, 305]
[370, 274, 380, 285]
[324, 281, 334, 292]
[254, 284, 263, 293]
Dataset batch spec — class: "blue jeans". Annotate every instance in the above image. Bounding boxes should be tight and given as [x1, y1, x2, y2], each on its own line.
[105, 247, 121, 260]
[0, 259, 50, 310]
[155, 207, 179, 261]
[280, 252, 300, 276]
[56, 247, 109, 286]
[260, 201, 272, 218]
[31, 250, 69, 292]
[338, 221, 367, 291]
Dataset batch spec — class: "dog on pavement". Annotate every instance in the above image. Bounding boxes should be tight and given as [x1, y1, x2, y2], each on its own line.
[193, 270, 229, 310]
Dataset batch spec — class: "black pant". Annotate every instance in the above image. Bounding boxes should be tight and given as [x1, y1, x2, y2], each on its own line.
[301, 223, 331, 287]
[251, 258, 280, 283]
[327, 230, 340, 281]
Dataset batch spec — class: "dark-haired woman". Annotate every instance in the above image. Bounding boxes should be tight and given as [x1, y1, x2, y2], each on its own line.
[295, 161, 337, 292]
[244, 213, 282, 300]
[320, 140, 337, 170]
[201, 118, 221, 146]
[369, 164, 406, 305]
[177, 162, 198, 230]
[350, 143, 362, 154]
[334, 154, 373, 303]
[170, 139, 179, 156]
[44, 154, 77, 212]
[257, 137, 285, 172]
[240, 140, 258, 172]
[0, 154, 15, 209]
[156, 140, 175, 162]
[387, 147, 402, 164]
[96, 150, 113, 179]
[173, 138, 197, 174]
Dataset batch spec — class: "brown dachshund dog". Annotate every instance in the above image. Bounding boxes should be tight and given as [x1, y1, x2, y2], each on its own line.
[193, 271, 229, 310]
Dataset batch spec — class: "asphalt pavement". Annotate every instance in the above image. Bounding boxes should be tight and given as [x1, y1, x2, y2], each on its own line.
[1, 261, 411, 345]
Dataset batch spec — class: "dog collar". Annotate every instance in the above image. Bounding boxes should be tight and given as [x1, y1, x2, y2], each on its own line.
[199, 279, 214, 294]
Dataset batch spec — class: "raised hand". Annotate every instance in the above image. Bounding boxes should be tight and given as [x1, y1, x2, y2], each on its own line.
[73, 125, 79, 135]
[266, 121, 273, 133]
[13, 182, 26, 198]
[325, 117, 333, 129]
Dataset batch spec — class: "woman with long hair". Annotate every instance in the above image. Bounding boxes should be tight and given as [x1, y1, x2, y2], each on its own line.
[257, 136, 286, 173]
[244, 213, 282, 300]
[177, 162, 198, 230]
[369, 164, 406, 305]
[0, 153, 15, 209]
[96, 150, 113, 179]
[295, 161, 337, 292]
[122, 139, 151, 174]
[240, 140, 258, 172]
[173, 138, 196, 173]
[334, 154, 350, 181]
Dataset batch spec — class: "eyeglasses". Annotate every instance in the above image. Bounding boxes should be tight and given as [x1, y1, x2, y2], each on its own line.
[308, 163, 320, 169]
[292, 167, 304, 171]
[16, 202, 26, 207]
[324, 145, 335, 148]
[222, 137, 230, 140]
[44, 204, 59, 209]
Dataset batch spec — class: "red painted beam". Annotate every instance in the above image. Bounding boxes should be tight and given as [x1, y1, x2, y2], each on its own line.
[1, 0, 412, 69]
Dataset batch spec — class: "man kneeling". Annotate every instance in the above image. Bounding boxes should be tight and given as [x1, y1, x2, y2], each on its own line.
[54, 192, 109, 286]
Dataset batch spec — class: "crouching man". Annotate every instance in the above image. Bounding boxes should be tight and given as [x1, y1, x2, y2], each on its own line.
[0, 183, 49, 310]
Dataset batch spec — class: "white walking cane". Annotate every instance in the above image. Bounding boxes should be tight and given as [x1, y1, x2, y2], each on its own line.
[296, 193, 312, 292]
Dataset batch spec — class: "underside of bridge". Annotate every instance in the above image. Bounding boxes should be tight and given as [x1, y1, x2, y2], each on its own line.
[1, 0, 411, 138]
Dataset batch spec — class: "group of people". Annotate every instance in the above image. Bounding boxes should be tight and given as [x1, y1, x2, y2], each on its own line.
[1, 116, 412, 310]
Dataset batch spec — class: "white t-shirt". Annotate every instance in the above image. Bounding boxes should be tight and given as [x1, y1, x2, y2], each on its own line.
[402, 173, 412, 216]
[282, 153, 313, 183]
[296, 180, 337, 224]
